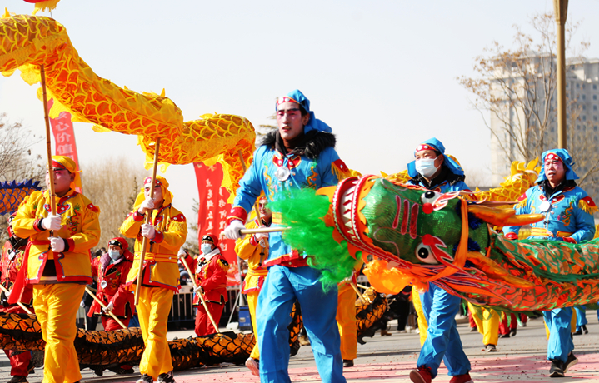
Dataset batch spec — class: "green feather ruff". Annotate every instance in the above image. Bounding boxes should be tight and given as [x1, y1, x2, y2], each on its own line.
[269, 188, 360, 291]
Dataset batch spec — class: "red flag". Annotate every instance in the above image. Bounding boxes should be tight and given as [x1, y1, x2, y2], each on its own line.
[193, 162, 239, 286]
[48, 99, 82, 193]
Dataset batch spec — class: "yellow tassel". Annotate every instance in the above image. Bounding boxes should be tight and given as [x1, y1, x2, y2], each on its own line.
[32, 0, 61, 15]
[332, 164, 343, 181]
[578, 199, 598, 215]
[332, 162, 351, 181]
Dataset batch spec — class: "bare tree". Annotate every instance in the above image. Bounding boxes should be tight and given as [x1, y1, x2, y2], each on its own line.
[458, 13, 599, 190]
[81, 157, 147, 250]
[0, 113, 44, 183]
[463, 166, 492, 189]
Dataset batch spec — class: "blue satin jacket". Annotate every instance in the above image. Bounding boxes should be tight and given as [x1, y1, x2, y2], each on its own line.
[230, 145, 344, 266]
[503, 185, 596, 243]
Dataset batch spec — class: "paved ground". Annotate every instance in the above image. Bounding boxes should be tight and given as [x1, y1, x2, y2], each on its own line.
[2, 315, 599, 382]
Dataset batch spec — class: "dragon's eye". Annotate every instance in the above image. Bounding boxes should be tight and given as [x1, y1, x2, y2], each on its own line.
[415, 243, 438, 264]
[421, 190, 441, 204]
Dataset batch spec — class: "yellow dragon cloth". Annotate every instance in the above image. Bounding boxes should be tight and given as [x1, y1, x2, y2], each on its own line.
[0, 12, 255, 194]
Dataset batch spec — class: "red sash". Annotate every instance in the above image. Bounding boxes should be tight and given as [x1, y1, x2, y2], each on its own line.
[8, 240, 49, 305]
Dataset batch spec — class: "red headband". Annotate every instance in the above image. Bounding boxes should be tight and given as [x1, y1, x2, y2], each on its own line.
[416, 144, 436, 153]
[144, 177, 162, 187]
[51, 161, 67, 170]
[277, 96, 297, 105]
[545, 153, 562, 164]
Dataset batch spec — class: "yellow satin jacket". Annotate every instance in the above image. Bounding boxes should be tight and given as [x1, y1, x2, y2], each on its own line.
[13, 190, 101, 284]
[234, 218, 268, 294]
[121, 204, 187, 291]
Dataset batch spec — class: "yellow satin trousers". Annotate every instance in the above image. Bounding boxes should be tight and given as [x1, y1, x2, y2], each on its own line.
[137, 286, 174, 379]
[336, 283, 357, 360]
[33, 283, 85, 383]
[468, 302, 500, 346]
[247, 292, 261, 360]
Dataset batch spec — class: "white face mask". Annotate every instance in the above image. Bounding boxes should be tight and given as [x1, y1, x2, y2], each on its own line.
[109, 250, 121, 261]
[416, 158, 439, 178]
[201, 244, 213, 255]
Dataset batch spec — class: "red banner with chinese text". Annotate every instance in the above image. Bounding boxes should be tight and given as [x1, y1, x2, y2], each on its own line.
[193, 162, 239, 286]
[48, 99, 82, 193]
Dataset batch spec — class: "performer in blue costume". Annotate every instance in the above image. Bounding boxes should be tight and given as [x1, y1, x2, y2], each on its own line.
[573, 306, 588, 336]
[407, 138, 474, 383]
[224, 90, 349, 383]
[503, 149, 596, 377]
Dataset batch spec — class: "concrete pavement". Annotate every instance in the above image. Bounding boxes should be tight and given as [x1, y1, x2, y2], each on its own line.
[3, 315, 599, 382]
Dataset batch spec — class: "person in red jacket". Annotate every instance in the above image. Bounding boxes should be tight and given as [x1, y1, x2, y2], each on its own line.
[88, 237, 135, 329]
[194, 234, 229, 336]
[1, 213, 34, 383]
[88, 237, 134, 374]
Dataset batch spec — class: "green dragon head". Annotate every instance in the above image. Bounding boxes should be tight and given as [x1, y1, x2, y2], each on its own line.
[270, 175, 542, 291]
[359, 177, 464, 265]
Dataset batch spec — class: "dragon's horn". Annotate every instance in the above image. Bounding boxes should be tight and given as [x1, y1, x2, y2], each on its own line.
[467, 204, 544, 227]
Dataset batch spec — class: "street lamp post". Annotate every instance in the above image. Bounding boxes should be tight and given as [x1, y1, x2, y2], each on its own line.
[553, 0, 568, 149]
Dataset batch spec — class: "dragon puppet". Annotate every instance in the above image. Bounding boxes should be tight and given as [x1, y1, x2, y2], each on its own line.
[269, 174, 599, 313]
[0, 180, 42, 216]
[0, 12, 255, 201]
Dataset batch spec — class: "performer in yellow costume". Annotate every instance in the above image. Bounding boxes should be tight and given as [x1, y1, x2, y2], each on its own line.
[336, 262, 362, 368]
[467, 303, 500, 352]
[121, 176, 187, 383]
[234, 196, 271, 376]
[12, 156, 101, 383]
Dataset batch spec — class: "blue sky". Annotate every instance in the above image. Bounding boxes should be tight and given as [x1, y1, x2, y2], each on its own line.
[2, 0, 599, 223]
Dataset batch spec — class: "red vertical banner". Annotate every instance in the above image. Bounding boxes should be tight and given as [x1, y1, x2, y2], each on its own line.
[193, 162, 239, 286]
[48, 100, 82, 193]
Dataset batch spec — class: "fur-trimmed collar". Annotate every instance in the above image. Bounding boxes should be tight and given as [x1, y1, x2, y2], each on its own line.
[262, 130, 336, 159]
[539, 179, 577, 197]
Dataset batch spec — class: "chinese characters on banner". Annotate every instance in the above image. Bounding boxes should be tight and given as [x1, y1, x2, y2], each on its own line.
[48, 99, 82, 193]
[193, 162, 239, 286]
